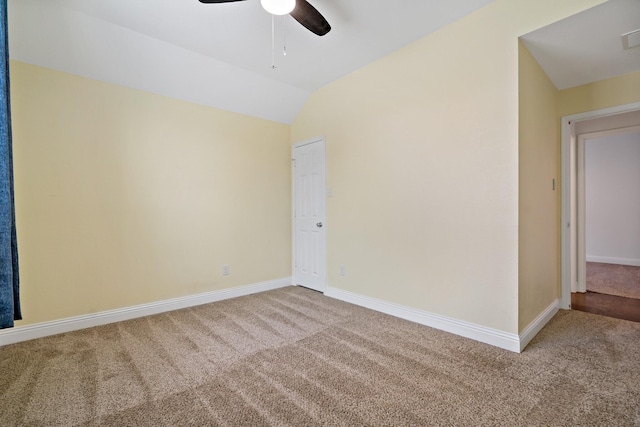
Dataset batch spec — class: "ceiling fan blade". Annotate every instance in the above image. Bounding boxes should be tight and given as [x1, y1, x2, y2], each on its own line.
[198, 0, 246, 3]
[290, 0, 331, 36]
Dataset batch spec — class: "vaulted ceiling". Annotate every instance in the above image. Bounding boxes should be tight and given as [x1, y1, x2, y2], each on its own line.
[8, 0, 496, 123]
[8, 0, 640, 124]
[521, 0, 640, 90]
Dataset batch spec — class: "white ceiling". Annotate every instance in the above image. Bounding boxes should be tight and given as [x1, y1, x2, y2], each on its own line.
[9, 0, 491, 123]
[7, 0, 495, 123]
[7, 0, 640, 124]
[521, 0, 640, 90]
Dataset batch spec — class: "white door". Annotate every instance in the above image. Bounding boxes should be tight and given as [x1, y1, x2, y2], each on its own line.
[293, 138, 326, 292]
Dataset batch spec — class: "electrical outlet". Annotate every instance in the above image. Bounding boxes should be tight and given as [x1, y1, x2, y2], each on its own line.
[339, 265, 346, 276]
[223, 265, 230, 276]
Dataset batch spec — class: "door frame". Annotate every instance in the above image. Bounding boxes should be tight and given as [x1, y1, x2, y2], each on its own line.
[560, 102, 640, 309]
[292, 136, 327, 291]
[574, 125, 640, 293]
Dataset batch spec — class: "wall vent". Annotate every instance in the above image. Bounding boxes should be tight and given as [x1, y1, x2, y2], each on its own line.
[621, 29, 640, 50]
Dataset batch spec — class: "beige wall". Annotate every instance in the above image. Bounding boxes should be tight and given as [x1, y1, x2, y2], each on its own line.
[516, 48, 640, 333]
[11, 61, 292, 326]
[516, 62, 640, 332]
[10, 0, 612, 338]
[558, 71, 640, 118]
[518, 41, 560, 331]
[292, 0, 604, 334]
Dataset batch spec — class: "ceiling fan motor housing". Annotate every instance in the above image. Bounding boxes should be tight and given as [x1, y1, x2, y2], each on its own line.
[261, 0, 295, 15]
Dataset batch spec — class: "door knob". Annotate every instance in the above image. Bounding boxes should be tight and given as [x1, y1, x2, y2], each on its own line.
[316, 222, 323, 228]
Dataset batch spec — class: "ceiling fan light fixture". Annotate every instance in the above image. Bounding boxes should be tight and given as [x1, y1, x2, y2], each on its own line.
[260, 0, 295, 15]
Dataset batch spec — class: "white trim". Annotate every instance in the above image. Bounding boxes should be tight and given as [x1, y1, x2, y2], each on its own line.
[561, 102, 640, 310]
[586, 256, 640, 267]
[561, 117, 574, 307]
[325, 287, 522, 353]
[0, 277, 292, 347]
[576, 133, 587, 293]
[518, 299, 559, 352]
[292, 136, 326, 150]
[579, 125, 640, 140]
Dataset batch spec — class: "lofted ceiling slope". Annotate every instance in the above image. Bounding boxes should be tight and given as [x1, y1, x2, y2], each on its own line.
[521, 0, 640, 90]
[7, 0, 496, 124]
[8, 1, 639, 123]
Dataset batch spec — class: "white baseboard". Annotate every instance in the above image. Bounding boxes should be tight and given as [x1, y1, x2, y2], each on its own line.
[0, 277, 292, 347]
[586, 256, 640, 267]
[518, 299, 559, 352]
[325, 287, 522, 353]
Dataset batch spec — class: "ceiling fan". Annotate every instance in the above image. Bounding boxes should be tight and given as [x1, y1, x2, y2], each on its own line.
[198, 0, 331, 36]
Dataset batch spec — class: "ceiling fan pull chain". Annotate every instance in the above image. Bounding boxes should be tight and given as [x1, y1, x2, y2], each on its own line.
[270, 14, 277, 69]
[283, 15, 287, 56]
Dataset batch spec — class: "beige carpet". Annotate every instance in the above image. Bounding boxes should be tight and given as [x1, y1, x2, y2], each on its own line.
[587, 262, 640, 300]
[1, 286, 640, 426]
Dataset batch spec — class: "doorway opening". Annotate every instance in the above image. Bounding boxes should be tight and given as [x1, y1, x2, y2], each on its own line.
[561, 102, 640, 321]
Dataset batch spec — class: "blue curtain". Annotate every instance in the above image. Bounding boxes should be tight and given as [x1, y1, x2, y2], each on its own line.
[0, 0, 20, 329]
